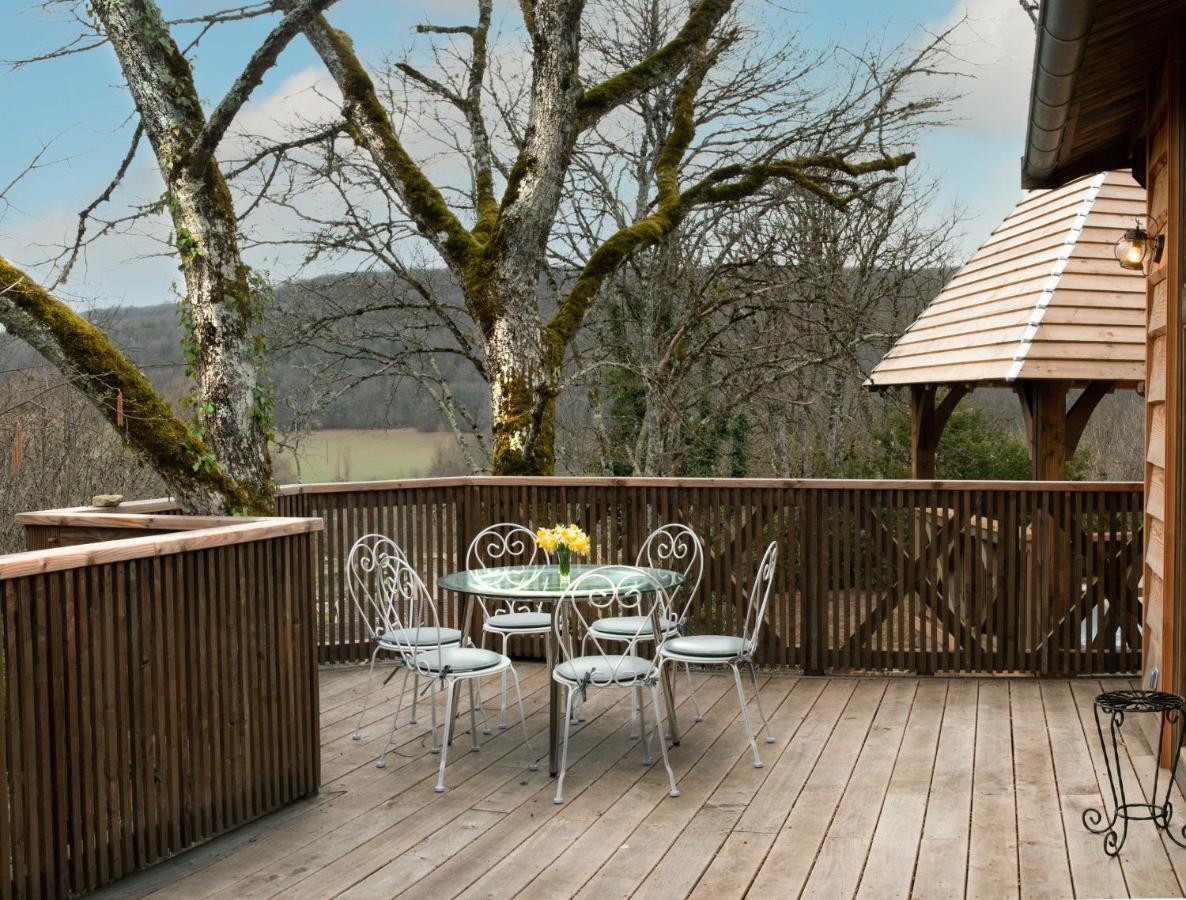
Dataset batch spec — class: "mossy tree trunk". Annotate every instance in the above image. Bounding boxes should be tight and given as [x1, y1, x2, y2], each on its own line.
[92, 0, 273, 507]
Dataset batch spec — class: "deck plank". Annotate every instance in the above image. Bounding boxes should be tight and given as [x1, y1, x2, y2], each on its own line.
[911, 679, 979, 900]
[747, 679, 891, 895]
[967, 681, 1018, 900]
[90, 665, 1185, 900]
[855, 679, 948, 900]
[1007, 682, 1075, 900]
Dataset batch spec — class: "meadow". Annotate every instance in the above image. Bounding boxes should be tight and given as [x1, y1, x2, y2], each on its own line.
[274, 429, 461, 483]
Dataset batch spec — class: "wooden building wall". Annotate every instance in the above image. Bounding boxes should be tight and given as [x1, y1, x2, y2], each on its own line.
[1145, 32, 1183, 699]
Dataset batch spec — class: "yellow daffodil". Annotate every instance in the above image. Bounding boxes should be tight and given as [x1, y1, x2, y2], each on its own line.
[533, 523, 590, 556]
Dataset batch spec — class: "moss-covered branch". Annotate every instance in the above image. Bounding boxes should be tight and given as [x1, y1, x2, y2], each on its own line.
[188, 0, 339, 176]
[302, 15, 480, 271]
[547, 151, 915, 362]
[0, 256, 269, 514]
[576, 0, 733, 130]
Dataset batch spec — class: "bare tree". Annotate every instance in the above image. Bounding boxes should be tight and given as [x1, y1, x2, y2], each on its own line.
[238, 0, 948, 474]
[1, 0, 335, 512]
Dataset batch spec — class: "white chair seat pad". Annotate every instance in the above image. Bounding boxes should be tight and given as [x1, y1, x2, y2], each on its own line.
[555, 654, 651, 685]
[588, 615, 678, 638]
[485, 611, 551, 631]
[662, 634, 746, 658]
[414, 647, 504, 673]
[378, 627, 462, 648]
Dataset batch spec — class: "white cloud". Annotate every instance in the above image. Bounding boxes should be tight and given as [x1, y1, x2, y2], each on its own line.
[930, 0, 1036, 139]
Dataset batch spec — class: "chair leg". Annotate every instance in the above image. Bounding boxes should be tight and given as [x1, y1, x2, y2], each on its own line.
[747, 661, 775, 744]
[429, 678, 440, 755]
[353, 645, 382, 740]
[630, 685, 641, 740]
[638, 683, 653, 766]
[508, 665, 539, 773]
[468, 679, 482, 752]
[499, 633, 510, 730]
[732, 664, 763, 768]
[650, 680, 680, 798]
[554, 687, 577, 805]
[435, 678, 456, 793]
[684, 662, 704, 723]
[375, 674, 405, 769]
[410, 672, 420, 724]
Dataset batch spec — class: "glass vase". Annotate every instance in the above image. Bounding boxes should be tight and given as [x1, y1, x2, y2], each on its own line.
[557, 546, 571, 585]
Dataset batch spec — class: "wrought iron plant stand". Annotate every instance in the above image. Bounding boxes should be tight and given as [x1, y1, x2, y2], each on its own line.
[1084, 690, 1186, 855]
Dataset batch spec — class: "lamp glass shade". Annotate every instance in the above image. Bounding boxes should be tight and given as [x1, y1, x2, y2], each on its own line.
[1115, 227, 1148, 271]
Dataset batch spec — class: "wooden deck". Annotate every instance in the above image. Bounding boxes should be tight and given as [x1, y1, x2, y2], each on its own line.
[95, 664, 1186, 899]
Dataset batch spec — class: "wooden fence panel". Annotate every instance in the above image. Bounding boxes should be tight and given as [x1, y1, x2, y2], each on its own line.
[0, 532, 319, 899]
[281, 478, 1141, 677]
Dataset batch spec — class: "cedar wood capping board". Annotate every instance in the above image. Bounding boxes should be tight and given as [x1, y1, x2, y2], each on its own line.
[0, 515, 323, 580]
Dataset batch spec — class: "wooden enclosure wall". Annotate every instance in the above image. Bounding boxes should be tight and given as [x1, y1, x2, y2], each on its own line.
[0, 530, 320, 900]
[1144, 33, 1182, 696]
[277, 478, 1143, 677]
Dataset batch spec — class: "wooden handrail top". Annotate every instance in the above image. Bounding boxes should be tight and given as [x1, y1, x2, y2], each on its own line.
[278, 476, 1142, 494]
[0, 515, 323, 580]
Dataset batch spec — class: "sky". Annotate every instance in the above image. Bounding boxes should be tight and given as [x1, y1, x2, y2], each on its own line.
[0, 0, 1037, 309]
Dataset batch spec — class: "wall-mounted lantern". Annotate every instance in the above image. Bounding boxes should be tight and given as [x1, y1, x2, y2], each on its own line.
[1115, 221, 1165, 272]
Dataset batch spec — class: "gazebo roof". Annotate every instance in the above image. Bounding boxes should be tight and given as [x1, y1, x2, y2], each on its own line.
[867, 170, 1146, 388]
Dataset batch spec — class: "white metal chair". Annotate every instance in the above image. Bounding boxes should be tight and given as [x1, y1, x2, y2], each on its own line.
[552, 566, 679, 804]
[359, 540, 538, 791]
[657, 541, 779, 769]
[347, 534, 463, 740]
[586, 524, 705, 732]
[468, 523, 553, 729]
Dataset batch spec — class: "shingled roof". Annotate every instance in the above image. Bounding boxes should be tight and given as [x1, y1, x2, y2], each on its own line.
[867, 170, 1146, 388]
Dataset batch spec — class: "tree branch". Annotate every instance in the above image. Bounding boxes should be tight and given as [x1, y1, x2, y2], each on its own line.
[298, 15, 480, 271]
[0, 256, 259, 512]
[188, 0, 339, 175]
[576, 0, 733, 130]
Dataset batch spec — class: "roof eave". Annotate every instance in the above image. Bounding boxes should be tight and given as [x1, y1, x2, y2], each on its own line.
[1021, 0, 1099, 189]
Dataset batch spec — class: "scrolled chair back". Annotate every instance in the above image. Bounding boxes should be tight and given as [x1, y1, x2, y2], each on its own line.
[635, 523, 703, 624]
[346, 533, 442, 657]
[740, 542, 779, 656]
[553, 565, 671, 686]
[466, 522, 552, 610]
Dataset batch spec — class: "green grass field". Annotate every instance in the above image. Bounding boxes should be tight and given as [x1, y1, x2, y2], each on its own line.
[275, 429, 460, 483]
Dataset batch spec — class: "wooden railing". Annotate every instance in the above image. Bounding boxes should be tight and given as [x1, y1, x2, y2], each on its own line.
[1, 477, 1143, 897]
[269, 477, 1143, 676]
[1, 511, 323, 900]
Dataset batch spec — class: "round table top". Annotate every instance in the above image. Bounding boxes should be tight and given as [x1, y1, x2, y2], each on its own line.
[438, 564, 683, 600]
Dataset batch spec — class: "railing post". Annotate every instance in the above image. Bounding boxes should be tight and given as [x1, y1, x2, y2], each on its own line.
[800, 486, 825, 675]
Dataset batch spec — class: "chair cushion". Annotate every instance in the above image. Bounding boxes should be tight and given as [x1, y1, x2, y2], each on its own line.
[485, 611, 551, 631]
[555, 654, 652, 685]
[662, 635, 746, 658]
[378, 627, 462, 648]
[414, 647, 504, 674]
[588, 615, 678, 638]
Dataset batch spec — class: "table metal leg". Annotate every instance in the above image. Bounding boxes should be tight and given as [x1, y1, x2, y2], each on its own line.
[548, 630, 560, 776]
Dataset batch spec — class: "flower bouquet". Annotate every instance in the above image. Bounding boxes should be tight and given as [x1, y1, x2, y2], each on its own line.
[535, 524, 591, 585]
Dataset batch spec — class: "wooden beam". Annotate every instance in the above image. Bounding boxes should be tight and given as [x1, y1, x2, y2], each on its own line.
[910, 384, 970, 479]
[1016, 381, 1071, 480]
[1066, 381, 1116, 458]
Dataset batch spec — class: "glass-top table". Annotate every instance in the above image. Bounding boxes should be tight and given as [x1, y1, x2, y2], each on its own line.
[438, 563, 686, 775]
[438, 563, 683, 599]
